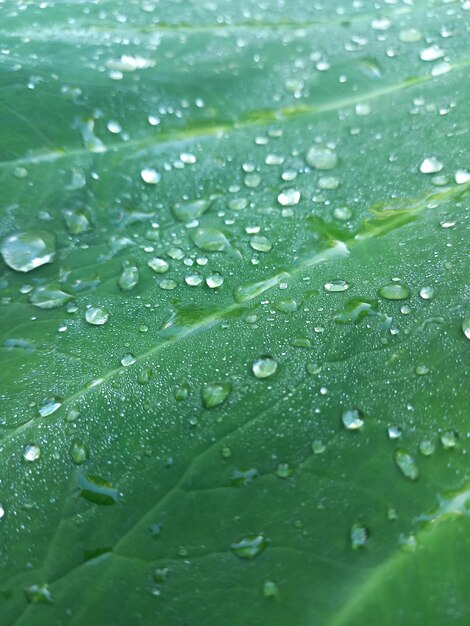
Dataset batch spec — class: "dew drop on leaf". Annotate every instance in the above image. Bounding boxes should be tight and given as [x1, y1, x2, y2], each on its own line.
[141, 168, 161, 184]
[70, 441, 89, 465]
[77, 473, 118, 505]
[1, 231, 56, 273]
[342, 408, 364, 430]
[29, 285, 73, 309]
[120, 354, 136, 367]
[24, 584, 53, 604]
[462, 318, 470, 339]
[23, 444, 41, 462]
[277, 189, 301, 206]
[206, 273, 224, 288]
[419, 439, 436, 456]
[419, 157, 443, 174]
[230, 534, 268, 559]
[252, 356, 278, 379]
[38, 397, 62, 417]
[64, 209, 91, 234]
[394, 449, 419, 481]
[250, 235, 272, 252]
[305, 145, 337, 170]
[263, 581, 279, 598]
[441, 431, 458, 449]
[202, 383, 232, 408]
[85, 306, 109, 325]
[419, 286, 434, 300]
[378, 283, 410, 300]
[350, 524, 369, 549]
[148, 257, 169, 274]
[312, 440, 326, 455]
[118, 264, 139, 291]
[276, 463, 292, 479]
[324, 279, 349, 293]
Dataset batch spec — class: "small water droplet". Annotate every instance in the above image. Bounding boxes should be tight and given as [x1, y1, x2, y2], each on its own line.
[174, 383, 190, 401]
[148, 257, 169, 274]
[141, 168, 161, 184]
[388, 426, 402, 440]
[394, 449, 419, 481]
[455, 169, 470, 184]
[342, 408, 364, 430]
[70, 440, 89, 465]
[64, 209, 91, 235]
[250, 235, 272, 252]
[192, 228, 230, 252]
[206, 273, 224, 288]
[173, 198, 212, 222]
[23, 444, 41, 462]
[419, 286, 434, 300]
[312, 440, 326, 454]
[39, 398, 62, 417]
[324, 279, 349, 293]
[399, 28, 422, 43]
[231, 468, 258, 487]
[441, 430, 458, 449]
[252, 356, 277, 379]
[276, 463, 292, 479]
[1, 231, 56, 273]
[419, 439, 436, 456]
[221, 445, 232, 459]
[379, 283, 410, 301]
[419, 157, 443, 174]
[306, 145, 337, 170]
[399, 532, 417, 553]
[85, 306, 109, 325]
[230, 534, 268, 559]
[462, 318, 470, 339]
[24, 584, 53, 604]
[277, 189, 301, 206]
[350, 524, 369, 549]
[77, 473, 118, 505]
[263, 581, 279, 598]
[118, 264, 139, 291]
[120, 353, 136, 367]
[420, 45, 445, 61]
[202, 383, 232, 408]
[415, 364, 430, 376]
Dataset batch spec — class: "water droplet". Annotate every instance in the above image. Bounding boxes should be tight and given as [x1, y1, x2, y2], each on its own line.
[379, 283, 410, 300]
[388, 426, 402, 440]
[192, 228, 230, 252]
[455, 169, 470, 184]
[70, 440, 89, 465]
[263, 581, 279, 598]
[334, 206, 352, 221]
[39, 397, 62, 417]
[29, 285, 72, 309]
[121, 353, 136, 367]
[1, 231, 56, 273]
[399, 28, 422, 43]
[419, 439, 436, 456]
[276, 463, 292, 479]
[85, 306, 109, 325]
[250, 235, 272, 252]
[399, 532, 417, 553]
[202, 383, 232, 408]
[441, 430, 458, 449]
[306, 145, 338, 170]
[350, 524, 369, 549]
[153, 568, 169, 583]
[342, 408, 364, 430]
[419, 286, 434, 300]
[23, 444, 41, 462]
[206, 273, 224, 288]
[148, 257, 169, 274]
[462, 318, 470, 339]
[137, 368, 152, 385]
[141, 168, 161, 184]
[277, 189, 301, 206]
[252, 356, 277, 379]
[333, 298, 378, 324]
[394, 449, 419, 481]
[118, 264, 139, 291]
[174, 383, 190, 401]
[24, 584, 53, 604]
[324, 279, 349, 293]
[231, 468, 258, 487]
[230, 534, 268, 559]
[107, 120, 122, 134]
[275, 299, 298, 314]
[159, 279, 177, 291]
[420, 45, 445, 61]
[415, 364, 430, 376]
[0, 503, 4, 520]
[64, 209, 91, 234]
[173, 198, 212, 222]
[318, 176, 340, 190]
[311, 439, 325, 454]
[185, 273, 203, 286]
[77, 473, 118, 505]
[419, 157, 443, 174]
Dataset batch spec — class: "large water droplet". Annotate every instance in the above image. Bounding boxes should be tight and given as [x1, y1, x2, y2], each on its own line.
[250, 235, 272, 252]
[39, 397, 62, 417]
[342, 408, 364, 430]
[23, 444, 41, 462]
[148, 257, 169, 274]
[230, 534, 268, 559]
[118, 264, 139, 291]
[394, 449, 419, 481]
[172, 198, 212, 222]
[324, 279, 349, 293]
[252, 356, 277, 379]
[29, 285, 72, 309]
[379, 283, 410, 300]
[192, 228, 230, 252]
[306, 145, 338, 170]
[141, 168, 161, 184]
[202, 383, 232, 408]
[420, 157, 443, 174]
[64, 209, 91, 234]
[277, 189, 301, 206]
[77, 473, 118, 505]
[85, 306, 109, 325]
[1, 231, 56, 273]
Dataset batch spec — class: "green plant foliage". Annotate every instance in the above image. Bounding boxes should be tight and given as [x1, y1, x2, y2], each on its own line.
[1, 1, 469, 624]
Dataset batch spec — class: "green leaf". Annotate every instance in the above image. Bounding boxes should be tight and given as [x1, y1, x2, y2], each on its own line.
[1, 1, 470, 625]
